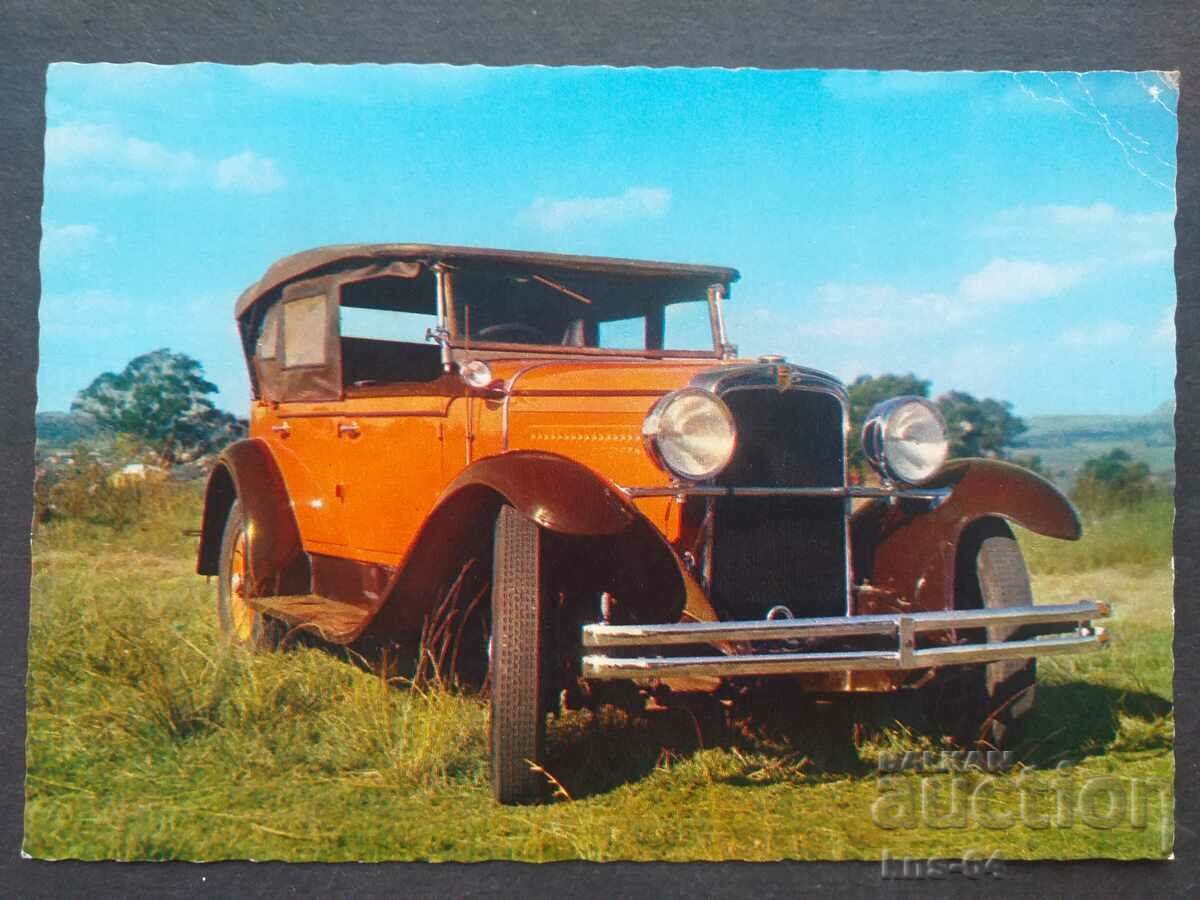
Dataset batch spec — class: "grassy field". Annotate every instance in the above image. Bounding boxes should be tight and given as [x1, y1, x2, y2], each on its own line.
[24, 485, 1174, 861]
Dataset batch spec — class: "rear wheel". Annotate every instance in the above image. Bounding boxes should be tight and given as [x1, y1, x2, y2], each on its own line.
[490, 505, 547, 804]
[931, 518, 1037, 746]
[217, 500, 282, 650]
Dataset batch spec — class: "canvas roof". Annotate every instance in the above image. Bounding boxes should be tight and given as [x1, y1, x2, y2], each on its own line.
[234, 243, 740, 318]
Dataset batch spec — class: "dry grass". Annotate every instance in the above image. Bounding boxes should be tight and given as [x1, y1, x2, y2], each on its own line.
[24, 485, 1174, 861]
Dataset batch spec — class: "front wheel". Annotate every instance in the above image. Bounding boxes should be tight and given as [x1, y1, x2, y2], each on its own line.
[489, 505, 547, 804]
[928, 518, 1037, 747]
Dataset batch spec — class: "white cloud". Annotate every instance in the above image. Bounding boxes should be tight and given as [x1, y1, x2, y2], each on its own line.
[38, 290, 133, 340]
[1060, 320, 1136, 347]
[519, 187, 671, 230]
[800, 256, 1086, 344]
[980, 202, 1175, 266]
[799, 283, 959, 339]
[45, 122, 284, 194]
[958, 258, 1088, 305]
[214, 151, 286, 193]
[41, 223, 106, 260]
[46, 123, 200, 187]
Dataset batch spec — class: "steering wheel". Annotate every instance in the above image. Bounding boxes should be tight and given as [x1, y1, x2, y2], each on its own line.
[475, 322, 550, 344]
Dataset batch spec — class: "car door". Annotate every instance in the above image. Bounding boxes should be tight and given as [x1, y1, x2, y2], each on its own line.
[334, 391, 450, 560]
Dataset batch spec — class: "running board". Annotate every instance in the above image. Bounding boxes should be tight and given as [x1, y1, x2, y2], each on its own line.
[245, 594, 371, 644]
[581, 599, 1109, 680]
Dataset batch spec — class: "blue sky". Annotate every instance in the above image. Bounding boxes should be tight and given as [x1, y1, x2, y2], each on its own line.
[40, 65, 1178, 417]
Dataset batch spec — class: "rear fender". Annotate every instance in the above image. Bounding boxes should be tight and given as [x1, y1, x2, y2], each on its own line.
[196, 439, 306, 590]
[851, 459, 1081, 613]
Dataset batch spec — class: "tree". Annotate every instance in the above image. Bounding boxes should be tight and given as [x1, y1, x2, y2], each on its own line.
[1070, 448, 1160, 516]
[934, 390, 1027, 459]
[71, 349, 246, 465]
[1009, 453, 1053, 480]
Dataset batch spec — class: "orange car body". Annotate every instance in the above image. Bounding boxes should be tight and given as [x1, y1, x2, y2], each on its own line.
[198, 244, 1104, 697]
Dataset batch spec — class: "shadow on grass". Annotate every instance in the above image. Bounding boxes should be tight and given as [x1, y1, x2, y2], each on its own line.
[1010, 681, 1172, 766]
[341, 635, 1172, 800]
[537, 680, 1173, 801]
[542, 691, 875, 800]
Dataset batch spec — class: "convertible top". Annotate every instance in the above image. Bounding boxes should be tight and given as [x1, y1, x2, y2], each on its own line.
[234, 243, 740, 319]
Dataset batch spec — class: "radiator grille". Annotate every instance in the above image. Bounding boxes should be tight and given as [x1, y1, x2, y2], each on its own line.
[710, 388, 848, 620]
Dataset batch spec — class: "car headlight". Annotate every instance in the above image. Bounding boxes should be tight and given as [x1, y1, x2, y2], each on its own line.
[642, 389, 737, 481]
[861, 396, 949, 484]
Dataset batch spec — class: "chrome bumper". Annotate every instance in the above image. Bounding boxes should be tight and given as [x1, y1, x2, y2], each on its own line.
[581, 600, 1109, 680]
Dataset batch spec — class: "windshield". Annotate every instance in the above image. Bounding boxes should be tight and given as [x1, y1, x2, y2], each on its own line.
[448, 268, 718, 354]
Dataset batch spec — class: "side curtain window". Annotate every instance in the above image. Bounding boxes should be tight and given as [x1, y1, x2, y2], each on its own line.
[257, 303, 280, 360]
[282, 294, 328, 368]
[273, 278, 342, 402]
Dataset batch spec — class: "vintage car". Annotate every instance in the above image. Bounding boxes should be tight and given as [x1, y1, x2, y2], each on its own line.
[197, 243, 1109, 803]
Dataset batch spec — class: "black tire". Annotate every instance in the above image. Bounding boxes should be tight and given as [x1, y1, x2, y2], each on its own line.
[217, 500, 282, 650]
[490, 505, 546, 804]
[931, 518, 1037, 747]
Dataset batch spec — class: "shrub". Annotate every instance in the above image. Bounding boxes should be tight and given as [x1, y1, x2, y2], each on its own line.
[34, 445, 170, 530]
[1070, 449, 1165, 518]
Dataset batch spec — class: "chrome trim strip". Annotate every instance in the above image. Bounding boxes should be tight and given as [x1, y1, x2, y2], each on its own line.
[582, 600, 1109, 647]
[911, 634, 1103, 666]
[586, 615, 898, 647]
[509, 388, 669, 398]
[706, 283, 736, 358]
[432, 263, 452, 373]
[585, 649, 902, 678]
[618, 484, 951, 501]
[689, 362, 848, 402]
[281, 407, 453, 420]
[501, 359, 558, 451]
[581, 632, 1106, 680]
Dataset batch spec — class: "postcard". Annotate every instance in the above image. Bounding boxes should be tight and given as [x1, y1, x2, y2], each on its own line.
[28, 64, 1176, 864]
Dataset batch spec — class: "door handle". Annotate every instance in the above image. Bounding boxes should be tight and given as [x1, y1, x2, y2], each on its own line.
[271, 423, 291, 437]
[337, 421, 361, 437]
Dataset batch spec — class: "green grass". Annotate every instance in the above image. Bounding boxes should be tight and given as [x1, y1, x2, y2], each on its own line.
[24, 488, 1174, 861]
[1017, 495, 1174, 574]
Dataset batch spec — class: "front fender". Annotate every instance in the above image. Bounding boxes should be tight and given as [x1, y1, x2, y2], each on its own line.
[921, 458, 1081, 540]
[851, 458, 1081, 612]
[196, 439, 305, 583]
[364, 451, 718, 638]
[439, 450, 635, 536]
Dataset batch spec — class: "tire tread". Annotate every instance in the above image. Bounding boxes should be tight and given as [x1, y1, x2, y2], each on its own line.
[491, 505, 544, 804]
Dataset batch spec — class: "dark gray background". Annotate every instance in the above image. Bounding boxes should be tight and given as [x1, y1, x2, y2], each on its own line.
[1, 1, 1194, 895]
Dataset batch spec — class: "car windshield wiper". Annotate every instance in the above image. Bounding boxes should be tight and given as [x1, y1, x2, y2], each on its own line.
[531, 273, 593, 305]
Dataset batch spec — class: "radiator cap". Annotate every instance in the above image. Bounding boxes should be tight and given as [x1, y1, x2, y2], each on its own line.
[758, 354, 787, 363]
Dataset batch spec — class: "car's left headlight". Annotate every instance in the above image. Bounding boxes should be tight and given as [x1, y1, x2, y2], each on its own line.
[861, 396, 949, 484]
[642, 388, 737, 481]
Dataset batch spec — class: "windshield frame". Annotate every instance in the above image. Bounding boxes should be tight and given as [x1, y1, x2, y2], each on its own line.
[434, 266, 734, 362]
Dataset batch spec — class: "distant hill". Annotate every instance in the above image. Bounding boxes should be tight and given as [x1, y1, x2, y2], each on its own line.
[35, 411, 107, 450]
[1013, 401, 1175, 488]
[37, 404, 1176, 490]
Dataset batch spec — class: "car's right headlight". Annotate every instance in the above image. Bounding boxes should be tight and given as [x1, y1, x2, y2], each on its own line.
[861, 396, 949, 484]
[642, 388, 737, 482]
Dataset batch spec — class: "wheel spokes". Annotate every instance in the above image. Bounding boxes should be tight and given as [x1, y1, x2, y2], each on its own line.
[229, 529, 255, 642]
